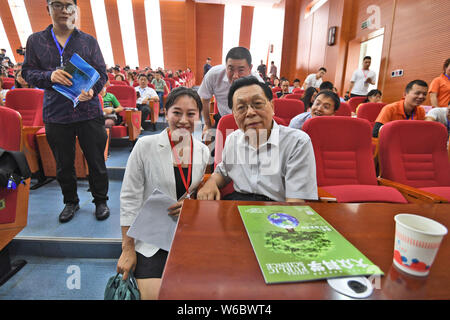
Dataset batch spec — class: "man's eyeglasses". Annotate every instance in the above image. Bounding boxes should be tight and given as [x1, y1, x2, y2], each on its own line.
[49, 2, 77, 14]
[234, 100, 268, 115]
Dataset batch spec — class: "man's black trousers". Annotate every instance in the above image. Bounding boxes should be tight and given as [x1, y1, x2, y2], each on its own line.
[45, 117, 109, 205]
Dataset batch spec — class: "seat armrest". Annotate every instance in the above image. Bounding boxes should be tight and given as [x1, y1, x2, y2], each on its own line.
[124, 110, 141, 141]
[318, 187, 337, 202]
[377, 177, 448, 203]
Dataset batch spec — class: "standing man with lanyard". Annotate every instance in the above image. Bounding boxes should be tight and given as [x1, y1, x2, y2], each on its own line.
[348, 56, 376, 98]
[22, 0, 110, 223]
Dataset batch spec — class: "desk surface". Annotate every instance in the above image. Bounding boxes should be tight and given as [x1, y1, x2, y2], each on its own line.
[158, 200, 450, 300]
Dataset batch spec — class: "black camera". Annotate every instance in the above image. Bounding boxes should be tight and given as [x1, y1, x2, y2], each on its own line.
[16, 47, 26, 56]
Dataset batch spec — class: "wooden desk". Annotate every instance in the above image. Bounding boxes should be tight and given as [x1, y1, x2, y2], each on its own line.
[159, 200, 450, 300]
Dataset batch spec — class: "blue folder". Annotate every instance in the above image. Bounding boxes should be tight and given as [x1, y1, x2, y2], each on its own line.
[52, 53, 100, 107]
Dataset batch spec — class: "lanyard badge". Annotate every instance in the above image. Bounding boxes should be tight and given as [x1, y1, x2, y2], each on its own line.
[168, 130, 193, 199]
[51, 28, 72, 68]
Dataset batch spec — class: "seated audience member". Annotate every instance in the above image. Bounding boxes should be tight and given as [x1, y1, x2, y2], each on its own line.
[293, 78, 301, 89]
[117, 87, 210, 300]
[425, 101, 450, 137]
[136, 74, 159, 128]
[372, 80, 427, 138]
[301, 87, 318, 112]
[101, 82, 124, 129]
[152, 71, 170, 112]
[276, 79, 291, 98]
[302, 67, 326, 90]
[13, 69, 32, 89]
[354, 89, 383, 114]
[429, 58, 450, 108]
[197, 76, 318, 202]
[114, 74, 126, 82]
[319, 81, 334, 92]
[0, 77, 8, 105]
[289, 90, 340, 130]
[127, 72, 136, 86]
[272, 77, 280, 88]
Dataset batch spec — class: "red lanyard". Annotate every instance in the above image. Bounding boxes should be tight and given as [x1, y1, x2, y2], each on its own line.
[168, 130, 193, 197]
[362, 69, 370, 80]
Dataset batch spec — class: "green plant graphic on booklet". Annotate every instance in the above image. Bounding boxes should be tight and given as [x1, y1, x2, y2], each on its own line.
[239, 205, 384, 284]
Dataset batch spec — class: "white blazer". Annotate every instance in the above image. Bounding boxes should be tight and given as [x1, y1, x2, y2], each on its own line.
[120, 129, 211, 257]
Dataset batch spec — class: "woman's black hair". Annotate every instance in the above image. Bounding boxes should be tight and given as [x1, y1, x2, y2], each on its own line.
[301, 87, 318, 112]
[364, 89, 382, 102]
[227, 76, 272, 110]
[165, 86, 202, 113]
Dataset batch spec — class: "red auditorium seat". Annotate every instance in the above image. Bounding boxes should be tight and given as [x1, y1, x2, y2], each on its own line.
[378, 120, 450, 203]
[110, 80, 129, 86]
[214, 114, 238, 198]
[271, 87, 281, 94]
[105, 85, 143, 140]
[292, 88, 304, 95]
[356, 102, 386, 128]
[4, 89, 44, 175]
[334, 101, 351, 117]
[348, 96, 367, 113]
[272, 98, 304, 126]
[284, 93, 302, 100]
[0, 107, 22, 151]
[1, 78, 14, 89]
[0, 106, 30, 285]
[164, 78, 176, 90]
[302, 116, 407, 203]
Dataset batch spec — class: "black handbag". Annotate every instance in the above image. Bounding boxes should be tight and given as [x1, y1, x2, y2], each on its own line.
[104, 271, 140, 300]
[0, 148, 31, 189]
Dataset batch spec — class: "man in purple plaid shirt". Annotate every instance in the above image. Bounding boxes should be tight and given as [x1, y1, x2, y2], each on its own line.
[22, 0, 110, 223]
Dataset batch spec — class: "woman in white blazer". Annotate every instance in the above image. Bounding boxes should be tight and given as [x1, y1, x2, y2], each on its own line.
[117, 87, 210, 299]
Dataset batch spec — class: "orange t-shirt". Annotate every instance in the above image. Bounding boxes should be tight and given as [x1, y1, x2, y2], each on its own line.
[429, 74, 450, 107]
[375, 100, 426, 124]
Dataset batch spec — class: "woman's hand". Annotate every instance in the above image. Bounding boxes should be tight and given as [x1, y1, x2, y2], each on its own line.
[116, 247, 137, 281]
[168, 200, 184, 217]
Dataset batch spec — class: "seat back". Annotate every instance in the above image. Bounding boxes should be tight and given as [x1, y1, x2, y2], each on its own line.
[2, 78, 14, 89]
[292, 88, 304, 95]
[271, 87, 281, 94]
[334, 102, 351, 117]
[106, 85, 137, 108]
[284, 93, 302, 100]
[273, 98, 304, 124]
[110, 80, 129, 86]
[0, 107, 22, 151]
[356, 102, 386, 128]
[348, 96, 367, 113]
[302, 116, 378, 186]
[214, 114, 238, 168]
[378, 120, 450, 188]
[4, 89, 44, 127]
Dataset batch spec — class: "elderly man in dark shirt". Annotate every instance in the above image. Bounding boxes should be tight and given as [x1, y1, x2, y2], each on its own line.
[22, 0, 110, 223]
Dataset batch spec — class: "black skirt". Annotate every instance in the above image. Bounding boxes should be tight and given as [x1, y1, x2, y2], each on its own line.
[134, 249, 168, 279]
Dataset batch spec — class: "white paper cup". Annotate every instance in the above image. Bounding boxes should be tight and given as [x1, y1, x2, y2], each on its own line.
[393, 214, 447, 276]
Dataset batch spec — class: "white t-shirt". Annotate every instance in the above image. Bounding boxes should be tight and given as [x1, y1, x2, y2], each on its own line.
[135, 86, 158, 105]
[426, 107, 450, 136]
[197, 64, 263, 116]
[350, 69, 377, 95]
[303, 73, 323, 89]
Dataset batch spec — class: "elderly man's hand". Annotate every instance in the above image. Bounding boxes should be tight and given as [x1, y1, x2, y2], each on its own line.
[197, 180, 221, 200]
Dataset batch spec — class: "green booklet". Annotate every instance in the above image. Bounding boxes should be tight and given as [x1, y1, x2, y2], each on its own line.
[238, 205, 384, 284]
